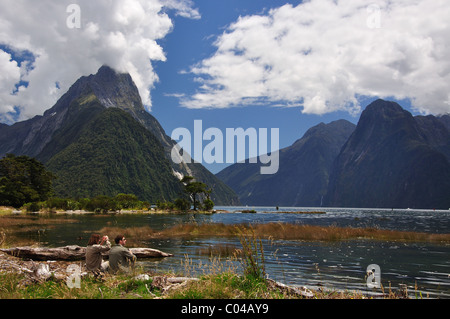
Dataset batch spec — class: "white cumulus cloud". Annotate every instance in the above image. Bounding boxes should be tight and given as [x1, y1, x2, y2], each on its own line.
[0, 0, 199, 123]
[182, 0, 450, 115]
[0, 50, 21, 120]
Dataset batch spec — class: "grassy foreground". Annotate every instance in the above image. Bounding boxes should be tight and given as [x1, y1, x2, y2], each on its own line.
[0, 269, 375, 300]
[0, 250, 402, 300]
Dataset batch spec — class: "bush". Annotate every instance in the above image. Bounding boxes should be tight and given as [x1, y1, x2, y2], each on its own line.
[40, 194, 150, 213]
[202, 198, 214, 211]
[156, 200, 175, 211]
[43, 197, 80, 211]
[114, 193, 139, 209]
[22, 202, 42, 212]
[85, 195, 120, 213]
[174, 198, 191, 211]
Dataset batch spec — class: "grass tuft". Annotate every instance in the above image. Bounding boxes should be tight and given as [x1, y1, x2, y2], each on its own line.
[98, 222, 450, 245]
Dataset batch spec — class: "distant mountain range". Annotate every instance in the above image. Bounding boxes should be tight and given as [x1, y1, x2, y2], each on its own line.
[0, 66, 239, 205]
[217, 99, 450, 210]
[2, 66, 448, 209]
[217, 119, 356, 207]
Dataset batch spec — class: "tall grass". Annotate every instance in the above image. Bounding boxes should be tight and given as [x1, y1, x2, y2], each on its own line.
[0, 271, 159, 299]
[98, 222, 450, 244]
[196, 244, 242, 257]
[236, 226, 266, 281]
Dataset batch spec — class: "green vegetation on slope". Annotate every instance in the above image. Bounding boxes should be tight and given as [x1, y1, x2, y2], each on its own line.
[46, 98, 183, 203]
[0, 154, 55, 208]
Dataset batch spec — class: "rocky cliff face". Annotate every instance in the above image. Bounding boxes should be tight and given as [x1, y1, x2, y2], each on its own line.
[415, 114, 450, 161]
[217, 99, 450, 209]
[217, 120, 356, 206]
[438, 114, 450, 131]
[325, 99, 450, 209]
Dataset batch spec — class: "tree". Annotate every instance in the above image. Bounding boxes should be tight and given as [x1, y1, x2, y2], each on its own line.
[114, 193, 139, 209]
[174, 198, 191, 211]
[202, 198, 214, 211]
[180, 176, 214, 211]
[0, 154, 55, 208]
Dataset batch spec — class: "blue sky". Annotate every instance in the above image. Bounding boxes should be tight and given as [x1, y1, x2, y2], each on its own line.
[155, 0, 379, 173]
[147, 0, 413, 173]
[1, 0, 449, 174]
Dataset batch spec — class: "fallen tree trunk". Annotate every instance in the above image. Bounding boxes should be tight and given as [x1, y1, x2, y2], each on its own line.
[128, 247, 173, 259]
[0, 245, 173, 261]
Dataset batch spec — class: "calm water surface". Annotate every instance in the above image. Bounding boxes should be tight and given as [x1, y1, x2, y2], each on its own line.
[16, 206, 450, 298]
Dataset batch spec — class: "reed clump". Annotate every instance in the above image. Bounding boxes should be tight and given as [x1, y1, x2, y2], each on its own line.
[197, 244, 242, 257]
[236, 226, 266, 281]
[98, 222, 450, 244]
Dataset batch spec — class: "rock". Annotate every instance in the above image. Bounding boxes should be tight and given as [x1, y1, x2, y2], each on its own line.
[34, 263, 52, 280]
[134, 274, 151, 281]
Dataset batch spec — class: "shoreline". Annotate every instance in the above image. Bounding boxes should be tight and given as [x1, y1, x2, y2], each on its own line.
[0, 251, 408, 299]
[1, 206, 217, 216]
[3, 205, 450, 217]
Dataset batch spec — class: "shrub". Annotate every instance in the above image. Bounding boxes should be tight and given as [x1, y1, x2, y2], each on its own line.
[43, 197, 80, 211]
[85, 195, 120, 213]
[156, 200, 175, 211]
[114, 193, 139, 209]
[202, 199, 214, 211]
[174, 198, 191, 211]
[22, 202, 42, 213]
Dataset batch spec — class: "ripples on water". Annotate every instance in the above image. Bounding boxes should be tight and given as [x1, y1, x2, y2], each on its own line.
[18, 206, 450, 298]
[141, 207, 450, 298]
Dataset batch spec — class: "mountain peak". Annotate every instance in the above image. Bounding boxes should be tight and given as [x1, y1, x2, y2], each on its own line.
[363, 99, 409, 119]
[96, 64, 117, 76]
[89, 65, 129, 89]
[44, 65, 144, 117]
[350, 99, 420, 148]
[86, 65, 144, 112]
[0, 65, 240, 205]
[326, 100, 450, 209]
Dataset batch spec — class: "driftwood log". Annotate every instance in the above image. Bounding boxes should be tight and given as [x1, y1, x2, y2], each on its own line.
[0, 245, 173, 261]
[266, 278, 314, 298]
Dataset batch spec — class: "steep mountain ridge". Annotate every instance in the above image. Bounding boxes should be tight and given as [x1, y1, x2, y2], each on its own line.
[45, 95, 183, 201]
[325, 99, 450, 209]
[415, 114, 450, 161]
[0, 66, 239, 204]
[217, 99, 450, 209]
[217, 119, 356, 206]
